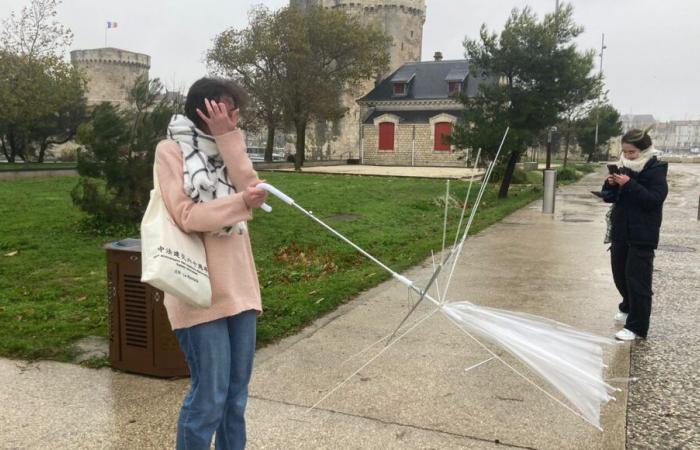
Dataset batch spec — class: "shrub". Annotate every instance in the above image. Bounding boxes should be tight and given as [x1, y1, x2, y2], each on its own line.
[71, 76, 179, 226]
[557, 166, 579, 181]
[574, 163, 596, 174]
[491, 165, 529, 184]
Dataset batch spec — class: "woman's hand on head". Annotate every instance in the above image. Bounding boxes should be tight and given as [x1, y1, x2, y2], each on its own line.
[613, 173, 630, 186]
[196, 98, 239, 136]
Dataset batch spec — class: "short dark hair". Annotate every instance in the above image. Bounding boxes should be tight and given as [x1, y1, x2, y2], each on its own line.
[621, 129, 652, 151]
[184, 78, 248, 131]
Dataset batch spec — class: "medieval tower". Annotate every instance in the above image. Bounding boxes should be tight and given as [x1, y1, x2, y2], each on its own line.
[70, 48, 151, 107]
[290, 0, 427, 160]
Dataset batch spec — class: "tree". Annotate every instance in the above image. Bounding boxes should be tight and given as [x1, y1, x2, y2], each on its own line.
[452, 4, 600, 197]
[207, 6, 285, 163]
[0, 0, 73, 59]
[72, 76, 178, 226]
[280, 6, 390, 170]
[0, 0, 85, 162]
[575, 104, 622, 162]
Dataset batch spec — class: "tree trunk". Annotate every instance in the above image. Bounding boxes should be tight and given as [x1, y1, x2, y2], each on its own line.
[294, 122, 306, 171]
[1, 136, 10, 162]
[498, 150, 519, 199]
[563, 127, 571, 167]
[7, 129, 21, 163]
[38, 141, 49, 163]
[264, 124, 275, 163]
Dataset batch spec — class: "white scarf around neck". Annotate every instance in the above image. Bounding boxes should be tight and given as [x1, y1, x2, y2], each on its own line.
[167, 114, 245, 236]
[619, 147, 657, 173]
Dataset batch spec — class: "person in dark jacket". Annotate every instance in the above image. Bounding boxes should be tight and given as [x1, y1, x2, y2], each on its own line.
[601, 128, 668, 341]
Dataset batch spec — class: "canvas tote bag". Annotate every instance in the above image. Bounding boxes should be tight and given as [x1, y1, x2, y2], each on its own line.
[140, 162, 212, 308]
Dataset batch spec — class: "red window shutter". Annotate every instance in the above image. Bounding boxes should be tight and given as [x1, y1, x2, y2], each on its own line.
[434, 122, 452, 151]
[378, 122, 395, 150]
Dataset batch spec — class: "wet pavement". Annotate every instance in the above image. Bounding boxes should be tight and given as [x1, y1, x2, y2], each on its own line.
[624, 164, 700, 450]
[1, 164, 698, 449]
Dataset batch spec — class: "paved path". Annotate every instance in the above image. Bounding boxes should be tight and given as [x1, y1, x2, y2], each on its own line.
[625, 163, 700, 449]
[272, 164, 484, 179]
[1, 165, 698, 449]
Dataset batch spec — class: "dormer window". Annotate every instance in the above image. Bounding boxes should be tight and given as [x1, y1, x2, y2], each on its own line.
[448, 81, 462, 95]
[393, 83, 407, 96]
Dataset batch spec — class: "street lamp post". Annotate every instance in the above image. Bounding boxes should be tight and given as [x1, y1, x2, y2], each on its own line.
[594, 33, 607, 160]
[543, 126, 558, 214]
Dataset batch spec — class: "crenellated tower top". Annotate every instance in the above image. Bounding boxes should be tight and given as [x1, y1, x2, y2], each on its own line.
[291, 0, 426, 74]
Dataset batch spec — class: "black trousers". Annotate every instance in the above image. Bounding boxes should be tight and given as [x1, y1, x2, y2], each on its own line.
[610, 241, 655, 338]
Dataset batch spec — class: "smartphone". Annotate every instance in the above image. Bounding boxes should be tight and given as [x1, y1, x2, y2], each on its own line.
[607, 164, 619, 175]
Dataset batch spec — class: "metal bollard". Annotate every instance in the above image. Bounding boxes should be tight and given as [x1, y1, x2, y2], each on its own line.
[543, 169, 557, 214]
[697, 195, 700, 221]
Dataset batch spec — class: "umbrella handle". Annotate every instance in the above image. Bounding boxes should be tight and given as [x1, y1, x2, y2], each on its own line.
[256, 183, 295, 207]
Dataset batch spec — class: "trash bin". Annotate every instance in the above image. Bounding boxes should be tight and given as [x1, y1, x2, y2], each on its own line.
[105, 238, 189, 377]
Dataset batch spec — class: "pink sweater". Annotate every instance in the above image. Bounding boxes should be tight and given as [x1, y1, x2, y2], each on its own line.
[155, 129, 262, 330]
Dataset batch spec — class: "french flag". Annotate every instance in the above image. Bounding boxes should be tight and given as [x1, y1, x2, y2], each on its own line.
[106, 21, 118, 29]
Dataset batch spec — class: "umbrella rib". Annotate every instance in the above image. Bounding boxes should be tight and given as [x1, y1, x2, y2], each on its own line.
[441, 179, 450, 256]
[442, 129, 509, 300]
[305, 306, 441, 414]
[341, 298, 440, 365]
[451, 148, 482, 252]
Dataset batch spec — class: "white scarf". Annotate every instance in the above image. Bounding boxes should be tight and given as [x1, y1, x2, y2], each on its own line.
[167, 114, 245, 236]
[619, 147, 657, 173]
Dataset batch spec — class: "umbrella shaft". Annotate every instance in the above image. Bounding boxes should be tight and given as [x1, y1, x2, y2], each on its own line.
[291, 203, 440, 306]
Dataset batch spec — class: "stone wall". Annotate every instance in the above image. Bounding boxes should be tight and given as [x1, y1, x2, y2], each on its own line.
[70, 48, 150, 107]
[362, 123, 465, 167]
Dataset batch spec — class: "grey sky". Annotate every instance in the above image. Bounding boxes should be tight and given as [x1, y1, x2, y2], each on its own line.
[1, 0, 698, 121]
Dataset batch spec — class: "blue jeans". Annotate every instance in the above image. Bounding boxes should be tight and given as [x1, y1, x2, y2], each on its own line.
[175, 310, 257, 450]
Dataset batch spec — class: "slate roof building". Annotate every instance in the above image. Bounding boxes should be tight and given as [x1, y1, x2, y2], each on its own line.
[357, 57, 487, 166]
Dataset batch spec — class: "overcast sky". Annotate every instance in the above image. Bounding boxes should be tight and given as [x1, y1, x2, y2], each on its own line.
[1, 0, 698, 121]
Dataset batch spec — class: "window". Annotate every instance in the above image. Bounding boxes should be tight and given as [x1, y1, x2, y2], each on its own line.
[434, 122, 452, 151]
[393, 83, 406, 95]
[448, 81, 461, 95]
[378, 122, 395, 151]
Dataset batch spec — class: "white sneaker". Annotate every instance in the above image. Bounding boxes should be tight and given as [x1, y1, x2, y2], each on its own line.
[614, 312, 628, 323]
[615, 328, 641, 341]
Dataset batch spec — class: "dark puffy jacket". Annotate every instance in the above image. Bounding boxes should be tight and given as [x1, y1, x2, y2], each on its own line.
[601, 157, 668, 248]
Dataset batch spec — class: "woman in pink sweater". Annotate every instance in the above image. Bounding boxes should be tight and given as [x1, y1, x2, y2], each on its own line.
[155, 78, 267, 450]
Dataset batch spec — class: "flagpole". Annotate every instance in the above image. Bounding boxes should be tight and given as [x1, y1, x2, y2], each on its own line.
[104, 24, 107, 47]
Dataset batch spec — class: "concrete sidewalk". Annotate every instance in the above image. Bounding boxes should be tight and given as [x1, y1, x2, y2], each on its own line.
[2, 165, 697, 449]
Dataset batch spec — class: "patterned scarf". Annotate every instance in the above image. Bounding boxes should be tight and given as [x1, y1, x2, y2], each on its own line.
[167, 114, 245, 236]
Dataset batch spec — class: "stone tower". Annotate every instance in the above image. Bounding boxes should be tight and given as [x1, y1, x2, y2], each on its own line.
[70, 47, 150, 107]
[289, 0, 427, 160]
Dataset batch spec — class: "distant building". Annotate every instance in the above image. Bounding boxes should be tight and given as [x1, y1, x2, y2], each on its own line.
[357, 58, 487, 166]
[621, 114, 656, 132]
[70, 47, 151, 107]
[653, 120, 700, 153]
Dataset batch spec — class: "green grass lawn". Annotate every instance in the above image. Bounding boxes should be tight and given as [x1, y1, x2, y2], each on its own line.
[0, 172, 545, 363]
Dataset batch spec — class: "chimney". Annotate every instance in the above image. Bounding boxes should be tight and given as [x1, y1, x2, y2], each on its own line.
[433, 51, 443, 61]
